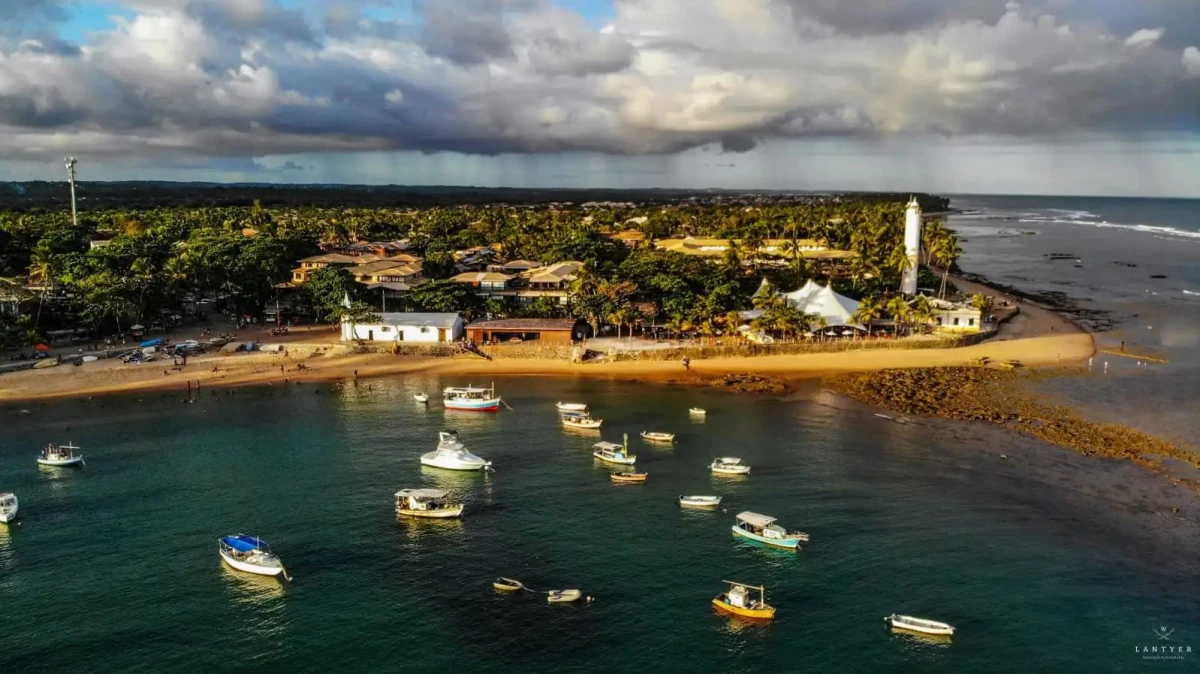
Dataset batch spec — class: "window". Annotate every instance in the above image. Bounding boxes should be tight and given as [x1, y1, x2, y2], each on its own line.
[936, 317, 943, 325]
[379, 326, 390, 333]
[953, 317, 960, 326]
[969, 318, 975, 326]
[420, 326, 429, 333]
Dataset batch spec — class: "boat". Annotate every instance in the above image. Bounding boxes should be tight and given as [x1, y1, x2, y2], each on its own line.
[640, 431, 675, 443]
[610, 472, 648, 483]
[689, 408, 707, 416]
[420, 431, 492, 471]
[443, 384, 502, 411]
[885, 614, 956, 637]
[81, 355, 98, 363]
[547, 589, 583, 604]
[395, 488, 464, 518]
[732, 511, 809, 549]
[556, 402, 588, 413]
[561, 412, 603, 429]
[218, 534, 289, 579]
[678, 495, 722, 509]
[414, 392, 429, 403]
[0, 493, 17, 523]
[38, 443, 85, 467]
[593, 435, 636, 465]
[494, 577, 525, 592]
[712, 581, 775, 620]
[710, 457, 749, 475]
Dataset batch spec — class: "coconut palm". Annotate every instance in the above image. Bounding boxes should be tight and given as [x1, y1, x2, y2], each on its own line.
[885, 295, 912, 335]
[852, 295, 884, 335]
[909, 294, 936, 333]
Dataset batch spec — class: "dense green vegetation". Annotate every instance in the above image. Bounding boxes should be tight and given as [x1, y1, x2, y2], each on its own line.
[0, 195, 961, 349]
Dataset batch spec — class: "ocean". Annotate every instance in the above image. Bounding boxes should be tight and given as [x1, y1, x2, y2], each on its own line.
[1, 195, 1199, 672]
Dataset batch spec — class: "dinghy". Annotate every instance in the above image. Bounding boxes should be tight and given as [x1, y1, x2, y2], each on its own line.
[547, 589, 583, 604]
[678, 495, 722, 509]
[218, 534, 289, 579]
[712, 581, 775, 620]
[640, 431, 675, 443]
[710, 457, 749, 475]
[414, 392, 429, 403]
[38, 443, 85, 467]
[885, 614, 956, 637]
[732, 512, 809, 549]
[610, 472, 648, 483]
[493, 577, 525, 592]
[689, 408, 706, 417]
[556, 402, 588, 413]
[0, 493, 17, 523]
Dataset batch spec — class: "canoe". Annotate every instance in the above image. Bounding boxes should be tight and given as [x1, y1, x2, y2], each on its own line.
[547, 589, 582, 603]
[885, 614, 955, 636]
[679, 495, 722, 508]
[640, 431, 675, 443]
[494, 577, 525, 592]
[610, 472, 648, 483]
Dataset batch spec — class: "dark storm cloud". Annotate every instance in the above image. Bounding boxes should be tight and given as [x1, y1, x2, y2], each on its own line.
[185, 0, 317, 45]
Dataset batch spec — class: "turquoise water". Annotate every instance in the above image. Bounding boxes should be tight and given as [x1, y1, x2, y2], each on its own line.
[0, 377, 1195, 672]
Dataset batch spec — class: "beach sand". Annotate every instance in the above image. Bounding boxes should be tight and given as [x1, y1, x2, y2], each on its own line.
[0, 278, 1093, 404]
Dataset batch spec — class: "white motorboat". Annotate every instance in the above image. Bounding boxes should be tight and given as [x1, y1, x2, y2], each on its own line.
[218, 534, 289, 579]
[561, 412, 602, 429]
[593, 435, 636, 465]
[0, 493, 18, 523]
[395, 489, 464, 518]
[420, 431, 492, 471]
[38, 443, 85, 467]
[678, 495, 722, 509]
[732, 511, 809, 549]
[710, 457, 749, 475]
[689, 408, 707, 416]
[556, 402, 588, 413]
[640, 431, 675, 443]
[886, 614, 956, 637]
[414, 392, 429, 403]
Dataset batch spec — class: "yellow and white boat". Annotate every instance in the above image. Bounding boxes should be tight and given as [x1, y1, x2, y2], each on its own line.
[712, 581, 775, 620]
[593, 435, 636, 465]
[395, 489, 464, 518]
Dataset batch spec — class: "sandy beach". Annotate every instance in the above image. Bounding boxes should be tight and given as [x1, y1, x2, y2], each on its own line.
[0, 278, 1094, 404]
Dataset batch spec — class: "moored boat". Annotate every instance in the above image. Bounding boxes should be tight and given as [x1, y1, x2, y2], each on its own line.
[420, 431, 492, 471]
[640, 431, 675, 443]
[561, 412, 603, 429]
[556, 402, 588, 413]
[0, 493, 18, 523]
[414, 392, 429, 403]
[547, 589, 583, 604]
[593, 435, 636, 465]
[395, 488, 464, 518]
[443, 384, 502, 412]
[886, 614, 956, 637]
[689, 408, 707, 416]
[38, 443, 85, 467]
[710, 457, 749, 475]
[218, 534, 288, 579]
[712, 581, 775, 620]
[678, 495, 722, 509]
[494, 577, 525, 592]
[610, 472, 648, 483]
[732, 511, 809, 549]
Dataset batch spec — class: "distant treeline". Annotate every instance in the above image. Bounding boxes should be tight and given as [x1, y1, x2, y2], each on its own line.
[0, 181, 950, 213]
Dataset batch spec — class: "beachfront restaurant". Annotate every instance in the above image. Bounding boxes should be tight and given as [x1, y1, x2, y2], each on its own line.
[342, 312, 464, 343]
[466, 318, 592, 344]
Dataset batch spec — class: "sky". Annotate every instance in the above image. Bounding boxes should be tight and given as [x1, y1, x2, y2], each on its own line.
[1, 0, 1199, 197]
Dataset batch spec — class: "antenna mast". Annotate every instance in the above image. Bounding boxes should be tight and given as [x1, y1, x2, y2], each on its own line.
[64, 156, 79, 227]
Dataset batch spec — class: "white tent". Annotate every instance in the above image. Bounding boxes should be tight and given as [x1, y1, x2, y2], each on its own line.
[780, 280, 822, 307]
[782, 282, 860, 327]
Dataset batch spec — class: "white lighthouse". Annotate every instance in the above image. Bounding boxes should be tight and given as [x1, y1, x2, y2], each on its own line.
[901, 196, 921, 296]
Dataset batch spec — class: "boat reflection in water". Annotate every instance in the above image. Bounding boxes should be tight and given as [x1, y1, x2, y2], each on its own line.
[220, 561, 286, 604]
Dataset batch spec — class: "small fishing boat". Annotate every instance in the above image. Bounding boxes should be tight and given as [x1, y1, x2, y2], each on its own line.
[640, 431, 675, 443]
[732, 511, 809, 549]
[885, 614, 956, 637]
[547, 589, 583, 604]
[0, 493, 18, 523]
[420, 431, 492, 471]
[710, 457, 749, 475]
[81, 355, 98, 363]
[395, 488, 464, 518]
[38, 443, 85, 467]
[556, 402, 588, 413]
[712, 581, 775, 620]
[443, 383, 502, 412]
[561, 412, 603, 429]
[593, 435, 636, 465]
[678, 495, 722, 509]
[494, 577, 525, 592]
[689, 408, 706, 417]
[610, 472, 648, 483]
[218, 534, 289, 579]
[414, 392, 429, 403]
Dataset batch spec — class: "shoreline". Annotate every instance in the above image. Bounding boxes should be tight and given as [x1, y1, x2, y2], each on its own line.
[0, 274, 1094, 405]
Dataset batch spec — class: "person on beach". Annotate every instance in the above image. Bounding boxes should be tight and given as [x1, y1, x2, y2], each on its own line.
[682, 357, 690, 370]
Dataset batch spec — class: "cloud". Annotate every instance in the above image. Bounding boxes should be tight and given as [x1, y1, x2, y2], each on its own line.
[0, 0, 1197, 164]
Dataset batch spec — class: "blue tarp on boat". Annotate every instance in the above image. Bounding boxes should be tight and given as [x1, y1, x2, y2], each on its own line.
[140, 338, 163, 348]
[221, 534, 268, 552]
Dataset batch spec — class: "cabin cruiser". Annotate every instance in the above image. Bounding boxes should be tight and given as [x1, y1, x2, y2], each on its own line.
[732, 511, 809, 549]
[421, 431, 492, 471]
[38, 443, 85, 467]
[0, 493, 18, 523]
[395, 489, 464, 518]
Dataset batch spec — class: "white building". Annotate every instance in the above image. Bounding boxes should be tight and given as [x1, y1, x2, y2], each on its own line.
[341, 312, 463, 343]
[928, 298, 983, 332]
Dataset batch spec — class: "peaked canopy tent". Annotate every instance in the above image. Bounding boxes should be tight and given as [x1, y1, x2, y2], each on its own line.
[777, 281, 861, 328]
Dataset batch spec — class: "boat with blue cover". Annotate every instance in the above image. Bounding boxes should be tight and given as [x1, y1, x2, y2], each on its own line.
[218, 534, 289, 579]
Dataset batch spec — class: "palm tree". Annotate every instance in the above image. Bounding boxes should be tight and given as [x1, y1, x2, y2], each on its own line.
[909, 294, 936, 334]
[885, 296, 912, 336]
[852, 295, 884, 335]
[932, 235, 962, 299]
